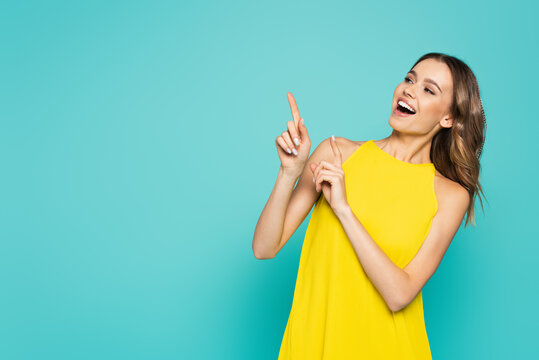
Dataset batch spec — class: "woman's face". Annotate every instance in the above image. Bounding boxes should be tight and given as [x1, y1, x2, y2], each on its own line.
[390, 58, 454, 135]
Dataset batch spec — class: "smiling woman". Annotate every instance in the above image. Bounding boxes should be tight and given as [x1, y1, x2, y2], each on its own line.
[252, 52, 487, 359]
[391, 53, 487, 226]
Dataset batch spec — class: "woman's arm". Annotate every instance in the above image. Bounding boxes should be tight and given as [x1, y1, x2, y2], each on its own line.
[334, 177, 470, 311]
[252, 137, 335, 259]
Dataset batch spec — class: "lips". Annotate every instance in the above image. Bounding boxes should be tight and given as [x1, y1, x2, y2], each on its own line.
[394, 98, 417, 117]
[397, 97, 416, 113]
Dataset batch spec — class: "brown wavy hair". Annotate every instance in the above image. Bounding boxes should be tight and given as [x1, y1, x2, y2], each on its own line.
[410, 52, 487, 227]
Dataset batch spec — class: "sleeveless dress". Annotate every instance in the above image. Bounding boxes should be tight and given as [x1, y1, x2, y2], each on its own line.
[278, 139, 438, 359]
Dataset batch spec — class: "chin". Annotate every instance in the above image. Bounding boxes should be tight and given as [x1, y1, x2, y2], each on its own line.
[389, 113, 414, 130]
[388, 117, 401, 130]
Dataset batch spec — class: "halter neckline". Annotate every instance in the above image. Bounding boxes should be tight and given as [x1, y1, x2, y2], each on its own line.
[368, 140, 435, 168]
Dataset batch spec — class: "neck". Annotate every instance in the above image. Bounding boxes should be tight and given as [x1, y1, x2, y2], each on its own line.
[379, 132, 433, 164]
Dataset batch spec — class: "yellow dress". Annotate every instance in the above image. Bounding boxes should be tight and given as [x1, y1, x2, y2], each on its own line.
[278, 139, 438, 359]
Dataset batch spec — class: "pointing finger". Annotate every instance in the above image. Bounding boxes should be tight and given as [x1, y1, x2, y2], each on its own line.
[287, 92, 301, 128]
[330, 135, 343, 166]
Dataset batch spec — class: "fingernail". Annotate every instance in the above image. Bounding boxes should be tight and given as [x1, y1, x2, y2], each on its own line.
[294, 137, 300, 146]
[313, 177, 315, 183]
[331, 135, 335, 142]
[301, 118, 304, 125]
[286, 148, 292, 154]
[292, 148, 298, 155]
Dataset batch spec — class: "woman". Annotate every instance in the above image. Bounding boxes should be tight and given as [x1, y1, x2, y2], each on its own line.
[252, 52, 486, 359]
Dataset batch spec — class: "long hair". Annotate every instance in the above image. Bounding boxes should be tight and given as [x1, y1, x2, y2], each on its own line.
[410, 52, 487, 227]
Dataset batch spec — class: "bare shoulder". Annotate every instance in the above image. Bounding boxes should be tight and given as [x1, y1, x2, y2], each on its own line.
[315, 136, 369, 164]
[433, 170, 470, 214]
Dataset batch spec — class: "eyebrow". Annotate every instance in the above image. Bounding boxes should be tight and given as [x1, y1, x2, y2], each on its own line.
[408, 70, 443, 93]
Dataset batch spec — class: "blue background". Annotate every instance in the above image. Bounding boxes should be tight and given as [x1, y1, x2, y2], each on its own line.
[1, 0, 537, 359]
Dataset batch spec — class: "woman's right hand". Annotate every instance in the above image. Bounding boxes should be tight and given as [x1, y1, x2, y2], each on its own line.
[275, 92, 311, 177]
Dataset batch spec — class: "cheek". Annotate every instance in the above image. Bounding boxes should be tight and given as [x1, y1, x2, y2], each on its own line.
[420, 99, 443, 117]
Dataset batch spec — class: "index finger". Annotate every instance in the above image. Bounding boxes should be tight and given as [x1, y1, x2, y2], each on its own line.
[330, 135, 343, 167]
[287, 92, 301, 127]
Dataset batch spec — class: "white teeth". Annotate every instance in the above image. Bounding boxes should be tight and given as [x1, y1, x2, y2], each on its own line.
[398, 100, 415, 113]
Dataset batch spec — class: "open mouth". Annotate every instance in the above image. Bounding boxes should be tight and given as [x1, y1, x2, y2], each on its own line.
[396, 100, 416, 115]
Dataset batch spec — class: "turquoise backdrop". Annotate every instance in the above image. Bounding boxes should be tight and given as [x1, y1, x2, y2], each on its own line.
[1, 0, 537, 359]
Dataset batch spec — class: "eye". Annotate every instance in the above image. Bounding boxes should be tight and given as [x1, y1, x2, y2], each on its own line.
[424, 88, 434, 95]
[404, 76, 413, 83]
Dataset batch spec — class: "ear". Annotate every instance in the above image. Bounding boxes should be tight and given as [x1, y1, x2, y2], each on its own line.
[440, 114, 454, 129]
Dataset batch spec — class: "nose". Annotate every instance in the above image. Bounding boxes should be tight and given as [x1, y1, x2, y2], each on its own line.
[403, 83, 416, 99]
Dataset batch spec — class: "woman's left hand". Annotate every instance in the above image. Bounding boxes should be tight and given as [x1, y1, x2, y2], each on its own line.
[310, 135, 350, 215]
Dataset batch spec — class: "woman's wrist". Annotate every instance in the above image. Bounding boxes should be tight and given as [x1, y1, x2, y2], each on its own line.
[334, 203, 353, 220]
[279, 164, 304, 181]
